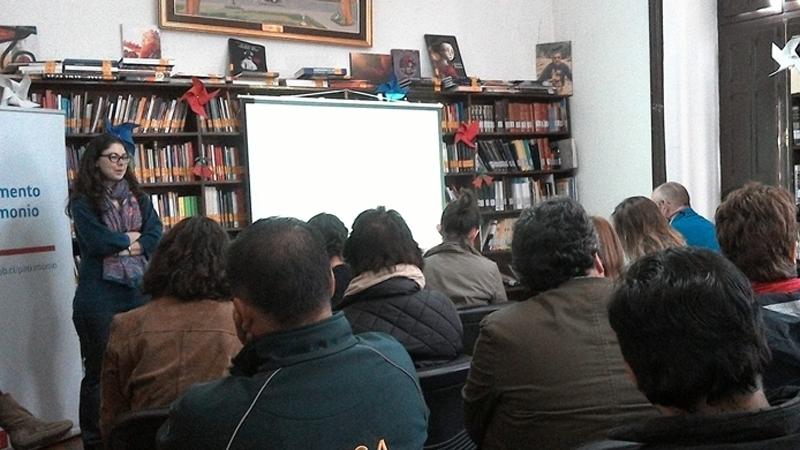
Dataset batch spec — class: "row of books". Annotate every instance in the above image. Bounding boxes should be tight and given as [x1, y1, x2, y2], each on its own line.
[442, 99, 569, 134]
[444, 138, 573, 174]
[151, 193, 200, 229]
[198, 95, 241, 133]
[17, 58, 176, 82]
[65, 143, 243, 184]
[472, 176, 577, 212]
[32, 91, 190, 134]
[149, 187, 246, 230]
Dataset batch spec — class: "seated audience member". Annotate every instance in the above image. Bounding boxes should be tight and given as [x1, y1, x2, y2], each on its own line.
[584, 247, 800, 449]
[592, 216, 625, 280]
[100, 217, 242, 439]
[652, 181, 720, 251]
[339, 207, 463, 368]
[308, 212, 352, 306]
[157, 218, 429, 449]
[423, 190, 507, 307]
[463, 198, 655, 450]
[715, 182, 800, 391]
[612, 196, 685, 262]
[0, 390, 73, 449]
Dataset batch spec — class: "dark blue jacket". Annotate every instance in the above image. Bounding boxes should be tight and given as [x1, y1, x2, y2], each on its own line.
[71, 194, 161, 315]
[157, 312, 429, 450]
[671, 208, 720, 252]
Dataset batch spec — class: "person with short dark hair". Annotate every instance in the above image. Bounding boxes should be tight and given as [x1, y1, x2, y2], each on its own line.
[583, 247, 800, 449]
[308, 212, 352, 306]
[612, 196, 685, 262]
[157, 217, 429, 449]
[715, 182, 800, 392]
[463, 198, 655, 450]
[99, 217, 241, 440]
[423, 190, 507, 307]
[652, 181, 720, 251]
[339, 207, 463, 368]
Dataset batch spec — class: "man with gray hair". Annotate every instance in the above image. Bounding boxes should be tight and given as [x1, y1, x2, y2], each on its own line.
[651, 181, 720, 251]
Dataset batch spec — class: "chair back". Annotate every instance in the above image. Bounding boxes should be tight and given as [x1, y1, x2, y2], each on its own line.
[417, 356, 476, 450]
[107, 407, 170, 450]
[458, 303, 509, 355]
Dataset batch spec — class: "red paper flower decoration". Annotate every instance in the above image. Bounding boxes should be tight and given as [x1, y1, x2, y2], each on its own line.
[181, 77, 220, 117]
[454, 121, 480, 149]
[472, 174, 494, 189]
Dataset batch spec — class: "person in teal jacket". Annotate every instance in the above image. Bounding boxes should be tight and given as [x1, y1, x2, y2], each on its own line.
[652, 181, 720, 251]
[157, 217, 429, 450]
[68, 133, 162, 449]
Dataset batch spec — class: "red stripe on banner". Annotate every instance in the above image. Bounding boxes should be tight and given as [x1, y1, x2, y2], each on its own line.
[0, 245, 56, 257]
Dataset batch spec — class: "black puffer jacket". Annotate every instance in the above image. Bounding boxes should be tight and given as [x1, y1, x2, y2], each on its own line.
[339, 276, 464, 368]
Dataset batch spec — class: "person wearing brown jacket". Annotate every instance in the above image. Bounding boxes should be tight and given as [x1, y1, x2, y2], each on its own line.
[100, 217, 241, 440]
[463, 198, 657, 449]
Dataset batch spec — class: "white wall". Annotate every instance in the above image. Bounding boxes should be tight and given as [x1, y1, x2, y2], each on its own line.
[663, 0, 720, 220]
[552, 0, 653, 218]
[5, 0, 553, 80]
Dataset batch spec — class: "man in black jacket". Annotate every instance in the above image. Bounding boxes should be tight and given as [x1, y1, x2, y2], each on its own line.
[157, 217, 429, 450]
[584, 248, 800, 449]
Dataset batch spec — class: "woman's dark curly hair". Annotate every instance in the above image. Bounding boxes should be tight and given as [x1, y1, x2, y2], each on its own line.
[343, 207, 424, 276]
[307, 212, 348, 259]
[142, 216, 231, 301]
[68, 134, 143, 215]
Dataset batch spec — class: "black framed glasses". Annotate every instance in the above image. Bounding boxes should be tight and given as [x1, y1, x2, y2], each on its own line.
[99, 153, 131, 164]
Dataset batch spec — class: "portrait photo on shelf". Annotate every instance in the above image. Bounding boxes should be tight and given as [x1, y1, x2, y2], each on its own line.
[228, 38, 268, 75]
[0, 25, 38, 72]
[391, 49, 421, 82]
[121, 24, 162, 59]
[424, 34, 467, 80]
[349, 52, 393, 85]
[536, 41, 573, 96]
[160, 0, 372, 46]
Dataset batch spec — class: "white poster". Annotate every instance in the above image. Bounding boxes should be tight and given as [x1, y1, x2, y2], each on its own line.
[0, 107, 80, 426]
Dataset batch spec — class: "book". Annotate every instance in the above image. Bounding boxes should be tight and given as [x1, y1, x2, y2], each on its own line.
[0, 25, 38, 73]
[535, 41, 573, 96]
[328, 79, 374, 89]
[391, 49, 421, 82]
[294, 67, 347, 79]
[424, 34, 468, 80]
[282, 78, 329, 88]
[228, 38, 268, 76]
[349, 52, 393, 85]
[121, 25, 162, 60]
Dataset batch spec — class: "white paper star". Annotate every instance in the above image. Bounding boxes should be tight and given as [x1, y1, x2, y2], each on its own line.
[0, 75, 40, 108]
[770, 36, 800, 77]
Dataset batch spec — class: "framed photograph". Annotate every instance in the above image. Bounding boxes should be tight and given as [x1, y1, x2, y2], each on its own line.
[228, 38, 268, 75]
[349, 52, 392, 84]
[424, 34, 467, 80]
[0, 25, 38, 72]
[121, 25, 162, 59]
[159, 0, 372, 47]
[536, 41, 573, 96]
[391, 49, 420, 82]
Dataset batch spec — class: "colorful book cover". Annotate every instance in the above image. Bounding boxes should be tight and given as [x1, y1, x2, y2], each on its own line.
[424, 34, 467, 80]
[349, 52, 393, 84]
[536, 41, 573, 96]
[228, 38, 268, 76]
[391, 49, 421, 82]
[121, 25, 162, 59]
[0, 25, 38, 71]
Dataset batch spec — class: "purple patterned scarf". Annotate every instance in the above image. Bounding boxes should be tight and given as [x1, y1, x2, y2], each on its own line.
[101, 180, 147, 287]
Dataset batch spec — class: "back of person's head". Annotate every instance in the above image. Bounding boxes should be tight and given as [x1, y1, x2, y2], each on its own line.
[440, 189, 480, 243]
[143, 216, 230, 301]
[512, 197, 598, 294]
[591, 216, 625, 280]
[609, 247, 771, 412]
[343, 206, 424, 276]
[307, 212, 348, 259]
[715, 182, 797, 282]
[227, 217, 332, 327]
[612, 196, 685, 261]
[652, 181, 690, 208]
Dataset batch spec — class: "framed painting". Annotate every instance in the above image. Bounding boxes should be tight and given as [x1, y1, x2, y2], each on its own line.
[159, 0, 372, 47]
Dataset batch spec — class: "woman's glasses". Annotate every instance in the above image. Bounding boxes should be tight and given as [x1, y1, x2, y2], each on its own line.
[99, 153, 131, 164]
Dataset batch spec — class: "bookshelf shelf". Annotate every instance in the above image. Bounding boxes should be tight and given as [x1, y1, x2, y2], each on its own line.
[139, 181, 203, 188]
[445, 168, 576, 178]
[479, 210, 524, 219]
[442, 131, 569, 140]
[66, 132, 198, 139]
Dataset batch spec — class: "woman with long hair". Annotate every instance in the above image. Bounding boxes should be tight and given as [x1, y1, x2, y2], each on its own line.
[68, 134, 162, 449]
[611, 196, 685, 263]
[424, 190, 506, 307]
[591, 216, 625, 280]
[100, 217, 241, 440]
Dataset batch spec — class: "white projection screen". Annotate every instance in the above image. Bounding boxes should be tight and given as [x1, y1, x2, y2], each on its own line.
[244, 96, 445, 250]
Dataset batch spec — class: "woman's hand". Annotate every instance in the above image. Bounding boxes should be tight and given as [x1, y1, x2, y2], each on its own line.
[125, 231, 141, 244]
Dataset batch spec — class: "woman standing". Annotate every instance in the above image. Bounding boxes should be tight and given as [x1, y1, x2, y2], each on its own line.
[68, 134, 161, 449]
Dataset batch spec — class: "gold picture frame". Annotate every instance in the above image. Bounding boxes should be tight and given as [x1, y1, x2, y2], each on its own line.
[159, 0, 372, 47]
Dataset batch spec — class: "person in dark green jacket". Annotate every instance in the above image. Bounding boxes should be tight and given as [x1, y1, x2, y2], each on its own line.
[157, 217, 429, 450]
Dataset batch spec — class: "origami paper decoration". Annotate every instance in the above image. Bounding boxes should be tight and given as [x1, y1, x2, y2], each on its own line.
[471, 173, 493, 189]
[192, 156, 214, 180]
[0, 74, 39, 108]
[181, 77, 220, 117]
[376, 74, 408, 101]
[104, 119, 139, 155]
[454, 121, 480, 149]
[770, 36, 800, 77]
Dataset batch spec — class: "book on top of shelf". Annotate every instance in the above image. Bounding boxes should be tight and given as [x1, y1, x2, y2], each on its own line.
[349, 52, 393, 85]
[0, 25, 38, 73]
[119, 58, 175, 68]
[424, 34, 468, 80]
[228, 38, 268, 76]
[121, 25, 162, 60]
[282, 78, 329, 88]
[391, 49, 421, 82]
[294, 67, 347, 79]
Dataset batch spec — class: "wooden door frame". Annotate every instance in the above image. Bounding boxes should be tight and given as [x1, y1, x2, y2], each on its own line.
[650, 0, 666, 188]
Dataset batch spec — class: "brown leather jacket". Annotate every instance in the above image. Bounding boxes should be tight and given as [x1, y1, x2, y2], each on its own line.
[100, 297, 242, 439]
[463, 277, 657, 450]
